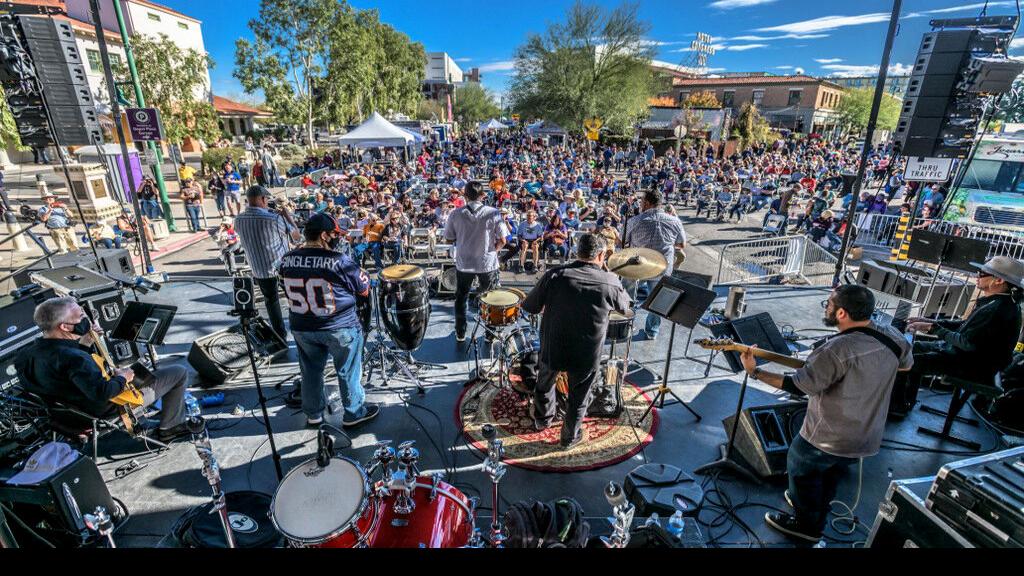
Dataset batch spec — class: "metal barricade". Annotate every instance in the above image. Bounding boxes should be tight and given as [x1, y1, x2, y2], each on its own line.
[716, 235, 838, 286]
[852, 212, 1024, 260]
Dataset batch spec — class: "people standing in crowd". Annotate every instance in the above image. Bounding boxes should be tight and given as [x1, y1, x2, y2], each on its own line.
[222, 163, 243, 217]
[36, 193, 78, 254]
[179, 178, 205, 232]
[138, 176, 161, 220]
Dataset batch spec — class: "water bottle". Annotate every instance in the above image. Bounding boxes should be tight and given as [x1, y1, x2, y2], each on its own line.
[667, 511, 686, 539]
[185, 392, 201, 418]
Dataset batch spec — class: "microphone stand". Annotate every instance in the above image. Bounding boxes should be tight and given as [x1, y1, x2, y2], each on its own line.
[188, 414, 236, 548]
[230, 309, 284, 481]
[481, 424, 507, 547]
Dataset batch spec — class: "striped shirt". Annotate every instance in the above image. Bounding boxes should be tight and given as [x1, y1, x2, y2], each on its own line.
[235, 207, 294, 279]
[624, 208, 686, 275]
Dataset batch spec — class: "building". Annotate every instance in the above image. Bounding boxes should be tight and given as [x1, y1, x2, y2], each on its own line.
[668, 75, 846, 135]
[66, 0, 211, 101]
[423, 52, 463, 102]
[827, 75, 911, 98]
[213, 95, 273, 139]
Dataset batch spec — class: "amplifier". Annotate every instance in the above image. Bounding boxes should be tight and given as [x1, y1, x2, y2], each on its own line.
[857, 260, 894, 292]
[13, 249, 134, 288]
[29, 266, 116, 299]
[867, 477, 973, 548]
[187, 318, 286, 386]
[0, 450, 119, 547]
[0, 288, 55, 357]
[722, 401, 807, 478]
[80, 290, 126, 334]
[926, 446, 1024, 548]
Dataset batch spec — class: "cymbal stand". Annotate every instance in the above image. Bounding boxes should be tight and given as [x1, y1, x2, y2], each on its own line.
[599, 482, 634, 549]
[187, 414, 236, 548]
[481, 424, 507, 547]
[363, 282, 427, 395]
[83, 507, 117, 548]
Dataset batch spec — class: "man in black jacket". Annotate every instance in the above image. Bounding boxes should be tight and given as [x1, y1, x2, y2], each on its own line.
[907, 256, 1024, 387]
[521, 234, 632, 449]
[16, 297, 191, 442]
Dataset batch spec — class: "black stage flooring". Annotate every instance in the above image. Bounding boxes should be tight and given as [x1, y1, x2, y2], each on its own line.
[88, 281, 1012, 548]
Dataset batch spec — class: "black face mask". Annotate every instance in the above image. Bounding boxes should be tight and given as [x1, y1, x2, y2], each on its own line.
[328, 236, 342, 251]
[68, 316, 91, 336]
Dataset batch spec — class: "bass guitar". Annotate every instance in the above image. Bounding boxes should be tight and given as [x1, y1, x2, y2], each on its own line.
[90, 330, 151, 434]
[694, 338, 806, 370]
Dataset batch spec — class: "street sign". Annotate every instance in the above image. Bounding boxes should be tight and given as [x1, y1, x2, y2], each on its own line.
[905, 157, 955, 182]
[126, 107, 164, 142]
[674, 125, 688, 139]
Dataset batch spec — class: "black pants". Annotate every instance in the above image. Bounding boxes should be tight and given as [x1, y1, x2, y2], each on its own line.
[256, 276, 287, 343]
[532, 358, 601, 443]
[787, 435, 857, 537]
[454, 269, 499, 337]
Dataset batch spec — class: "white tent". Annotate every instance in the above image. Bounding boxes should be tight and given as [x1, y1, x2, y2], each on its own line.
[478, 118, 508, 132]
[337, 112, 416, 148]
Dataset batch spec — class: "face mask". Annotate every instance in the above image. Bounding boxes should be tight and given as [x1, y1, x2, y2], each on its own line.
[68, 316, 92, 336]
[328, 236, 342, 251]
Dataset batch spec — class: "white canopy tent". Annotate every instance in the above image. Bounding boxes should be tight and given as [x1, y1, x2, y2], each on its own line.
[337, 112, 416, 148]
[478, 118, 509, 132]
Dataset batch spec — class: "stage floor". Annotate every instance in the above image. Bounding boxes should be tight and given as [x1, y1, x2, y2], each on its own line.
[88, 281, 1006, 548]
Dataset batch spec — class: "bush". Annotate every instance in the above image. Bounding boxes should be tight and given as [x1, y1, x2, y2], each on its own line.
[201, 147, 246, 175]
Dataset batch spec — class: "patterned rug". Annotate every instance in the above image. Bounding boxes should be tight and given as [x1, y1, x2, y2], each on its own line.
[457, 381, 659, 473]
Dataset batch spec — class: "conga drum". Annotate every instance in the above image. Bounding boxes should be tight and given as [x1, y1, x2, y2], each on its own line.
[378, 265, 431, 351]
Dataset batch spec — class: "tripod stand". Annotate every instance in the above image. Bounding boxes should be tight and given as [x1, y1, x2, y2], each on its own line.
[231, 309, 283, 481]
[639, 321, 702, 424]
[362, 282, 433, 395]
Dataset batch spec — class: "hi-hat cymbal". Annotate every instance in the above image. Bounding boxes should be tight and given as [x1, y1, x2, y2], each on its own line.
[608, 248, 668, 280]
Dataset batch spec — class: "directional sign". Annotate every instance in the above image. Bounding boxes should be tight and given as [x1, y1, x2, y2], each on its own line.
[905, 157, 955, 182]
[126, 107, 164, 142]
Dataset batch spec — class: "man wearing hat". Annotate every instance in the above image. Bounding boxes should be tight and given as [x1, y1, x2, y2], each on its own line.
[906, 255, 1024, 390]
[36, 194, 77, 254]
[279, 212, 378, 428]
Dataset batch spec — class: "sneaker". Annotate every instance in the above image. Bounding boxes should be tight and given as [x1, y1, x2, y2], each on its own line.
[305, 415, 324, 428]
[285, 387, 303, 409]
[533, 419, 551, 432]
[560, 432, 584, 450]
[456, 332, 467, 343]
[784, 490, 794, 509]
[764, 512, 821, 543]
[155, 423, 192, 442]
[342, 403, 381, 428]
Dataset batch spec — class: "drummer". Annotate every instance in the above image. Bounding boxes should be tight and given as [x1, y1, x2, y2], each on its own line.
[522, 233, 632, 449]
[623, 189, 687, 340]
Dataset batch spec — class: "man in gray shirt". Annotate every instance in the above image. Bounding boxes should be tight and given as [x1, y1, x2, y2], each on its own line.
[444, 181, 508, 342]
[740, 285, 912, 545]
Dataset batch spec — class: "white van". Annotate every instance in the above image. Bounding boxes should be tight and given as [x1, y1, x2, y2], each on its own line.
[946, 135, 1024, 227]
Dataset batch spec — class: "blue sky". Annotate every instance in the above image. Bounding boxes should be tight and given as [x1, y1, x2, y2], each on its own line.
[156, 0, 1024, 102]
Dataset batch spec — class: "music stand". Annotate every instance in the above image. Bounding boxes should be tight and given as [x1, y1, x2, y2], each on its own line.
[694, 313, 794, 485]
[110, 301, 178, 369]
[638, 276, 716, 425]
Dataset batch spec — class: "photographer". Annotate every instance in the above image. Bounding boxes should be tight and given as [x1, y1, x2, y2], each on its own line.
[235, 186, 301, 345]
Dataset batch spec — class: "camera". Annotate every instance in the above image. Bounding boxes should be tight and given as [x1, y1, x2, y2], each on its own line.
[267, 199, 279, 211]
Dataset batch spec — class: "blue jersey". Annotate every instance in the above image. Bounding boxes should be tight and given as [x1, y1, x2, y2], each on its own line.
[279, 247, 369, 332]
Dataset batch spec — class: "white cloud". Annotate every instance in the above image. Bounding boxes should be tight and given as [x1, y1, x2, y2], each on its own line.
[455, 57, 473, 63]
[756, 13, 891, 34]
[478, 60, 516, 73]
[815, 58, 843, 64]
[918, 2, 1013, 15]
[1011, 38, 1024, 50]
[731, 33, 829, 41]
[775, 65, 795, 69]
[709, 0, 777, 9]
[794, 67, 806, 75]
[822, 62, 913, 77]
[724, 44, 768, 51]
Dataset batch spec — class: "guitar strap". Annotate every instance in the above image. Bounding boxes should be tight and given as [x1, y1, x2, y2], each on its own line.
[818, 327, 903, 361]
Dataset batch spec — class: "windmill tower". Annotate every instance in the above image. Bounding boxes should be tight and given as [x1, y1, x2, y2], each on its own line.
[682, 32, 717, 75]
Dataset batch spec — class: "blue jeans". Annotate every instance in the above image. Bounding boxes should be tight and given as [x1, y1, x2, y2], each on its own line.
[214, 191, 226, 214]
[293, 327, 366, 420]
[368, 241, 384, 269]
[627, 278, 662, 336]
[787, 434, 857, 537]
[97, 237, 123, 249]
[185, 204, 202, 232]
[140, 199, 161, 220]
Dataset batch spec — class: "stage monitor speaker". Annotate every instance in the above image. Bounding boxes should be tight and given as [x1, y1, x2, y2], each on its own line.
[0, 451, 120, 546]
[233, 277, 255, 315]
[709, 312, 791, 374]
[187, 319, 285, 386]
[857, 260, 894, 292]
[908, 230, 948, 265]
[623, 463, 704, 518]
[722, 401, 807, 478]
[944, 236, 990, 273]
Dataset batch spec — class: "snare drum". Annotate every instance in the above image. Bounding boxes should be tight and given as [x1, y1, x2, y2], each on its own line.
[270, 457, 379, 548]
[368, 477, 474, 548]
[479, 289, 522, 327]
[606, 309, 636, 343]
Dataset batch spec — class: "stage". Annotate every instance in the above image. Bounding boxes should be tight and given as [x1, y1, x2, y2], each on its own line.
[84, 281, 1006, 548]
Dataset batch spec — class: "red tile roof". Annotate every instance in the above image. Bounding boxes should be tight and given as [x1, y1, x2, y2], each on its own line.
[673, 75, 842, 88]
[213, 95, 272, 117]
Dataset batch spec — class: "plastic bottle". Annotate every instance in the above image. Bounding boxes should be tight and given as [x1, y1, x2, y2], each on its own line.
[667, 511, 685, 539]
[185, 392, 201, 418]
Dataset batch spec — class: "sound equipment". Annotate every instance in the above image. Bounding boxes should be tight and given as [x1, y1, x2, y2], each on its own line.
[623, 463, 704, 518]
[29, 265, 116, 299]
[908, 230, 948, 266]
[856, 260, 974, 317]
[12, 250, 133, 289]
[926, 446, 1024, 548]
[960, 56, 1024, 95]
[0, 287, 54, 357]
[867, 477, 973, 548]
[0, 450, 119, 546]
[721, 401, 807, 478]
[232, 276, 255, 315]
[79, 289, 125, 334]
[944, 235, 990, 274]
[856, 259, 894, 292]
[187, 319, 286, 386]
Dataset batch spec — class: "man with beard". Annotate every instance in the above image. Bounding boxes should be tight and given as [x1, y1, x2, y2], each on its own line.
[739, 285, 912, 545]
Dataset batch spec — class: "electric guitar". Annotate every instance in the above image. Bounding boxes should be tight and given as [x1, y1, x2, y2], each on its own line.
[694, 338, 807, 370]
[90, 330, 148, 434]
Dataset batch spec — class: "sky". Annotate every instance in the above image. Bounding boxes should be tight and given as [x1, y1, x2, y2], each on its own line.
[155, 0, 1024, 102]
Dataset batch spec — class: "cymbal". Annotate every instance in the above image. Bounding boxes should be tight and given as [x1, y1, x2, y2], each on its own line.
[608, 248, 668, 280]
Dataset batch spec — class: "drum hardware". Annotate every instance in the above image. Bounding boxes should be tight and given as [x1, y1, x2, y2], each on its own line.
[389, 441, 420, 515]
[600, 482, 635, 549]
[83, 506, 116, 548]
[481, 424, 507, 547]
[187, 410, 236, 549]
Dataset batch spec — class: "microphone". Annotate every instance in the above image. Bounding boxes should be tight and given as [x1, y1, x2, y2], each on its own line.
[317, 426, 334, 468]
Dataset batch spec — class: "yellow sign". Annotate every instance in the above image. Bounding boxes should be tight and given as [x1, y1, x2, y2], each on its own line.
[511, 114, 521, 122]
[583, 118, 603, 133]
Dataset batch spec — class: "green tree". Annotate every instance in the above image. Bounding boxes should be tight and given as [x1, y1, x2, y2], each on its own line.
[0, 88, 23, 151]
[454, 84, 501, 127]
[731, 102, 780, 150]
[682, 90, 721, 109]
[836, 87, 900, 134]
[129, 33, 220, 144]
[509, 1, 662, 135]
[416, 99, 445, 122]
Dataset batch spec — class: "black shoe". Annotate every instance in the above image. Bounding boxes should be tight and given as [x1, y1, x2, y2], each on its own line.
[560, 431, 583, 450]
[342, 404, 381, 428]
[764, 512, 821, 543]
[533, 419, 551, 432]
[285, 387, 303, 409]
[155, 423, 192, 443]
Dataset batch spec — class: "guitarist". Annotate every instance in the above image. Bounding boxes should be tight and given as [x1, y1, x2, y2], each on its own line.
[738, 285, 913, 546]
[16, 297, 191, 443]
